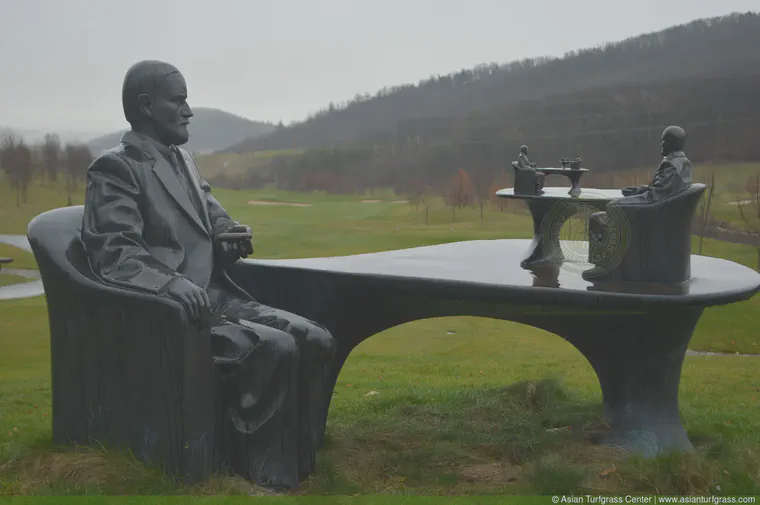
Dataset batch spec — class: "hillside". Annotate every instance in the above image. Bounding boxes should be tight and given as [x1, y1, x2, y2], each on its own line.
[204, 70, 760, 198]
[222, 11, 760, 153]
[87, 108, 275, 155]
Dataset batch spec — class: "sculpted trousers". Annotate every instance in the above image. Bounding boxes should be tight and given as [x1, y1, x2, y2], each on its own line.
[207, 283, 336, 489]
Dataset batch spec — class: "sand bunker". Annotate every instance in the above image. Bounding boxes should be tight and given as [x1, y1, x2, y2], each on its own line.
[361, 199, 409, 204]
[728, 199, 757, 206]
[247, 200, 312, 207]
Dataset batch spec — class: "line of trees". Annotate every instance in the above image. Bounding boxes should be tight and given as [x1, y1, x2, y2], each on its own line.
[0, 132, 93, 206]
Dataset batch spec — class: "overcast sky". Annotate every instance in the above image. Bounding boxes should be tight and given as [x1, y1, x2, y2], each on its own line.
[1, 0, 757, 135]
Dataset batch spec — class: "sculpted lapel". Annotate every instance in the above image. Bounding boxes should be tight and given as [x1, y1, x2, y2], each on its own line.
[120, 132, 209, 237]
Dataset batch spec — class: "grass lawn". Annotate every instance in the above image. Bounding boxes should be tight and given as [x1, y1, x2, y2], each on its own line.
[0, 177, 758, 497]
[0, 244, 38, 270]
[0, 272, 29, 287]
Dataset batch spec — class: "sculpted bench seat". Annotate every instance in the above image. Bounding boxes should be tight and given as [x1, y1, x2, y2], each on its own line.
[28, 206, 760, 484]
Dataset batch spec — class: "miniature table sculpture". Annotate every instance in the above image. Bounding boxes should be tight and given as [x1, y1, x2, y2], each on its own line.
[495, 187, 624, 268]
[534, 167, 589, 197]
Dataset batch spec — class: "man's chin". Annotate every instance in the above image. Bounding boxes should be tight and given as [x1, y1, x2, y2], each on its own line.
[172, 134, 190, 146]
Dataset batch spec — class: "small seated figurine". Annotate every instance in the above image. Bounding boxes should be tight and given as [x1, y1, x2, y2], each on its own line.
[620, 126, 692, 203]
[517, 145, 537, 169]
[570, 154, 582, 170]
[512, 145, 545, 195]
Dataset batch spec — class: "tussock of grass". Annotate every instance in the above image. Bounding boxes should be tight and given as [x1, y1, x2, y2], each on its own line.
[0, 447, 280, 496]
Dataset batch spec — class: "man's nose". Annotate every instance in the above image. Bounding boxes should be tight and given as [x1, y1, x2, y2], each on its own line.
[182, 105, 194, 118]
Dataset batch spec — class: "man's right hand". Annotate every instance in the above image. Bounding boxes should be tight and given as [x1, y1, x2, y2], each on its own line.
[165, 277, 210, 322]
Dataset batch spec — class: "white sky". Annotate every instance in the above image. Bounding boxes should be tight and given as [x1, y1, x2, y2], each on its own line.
[1, 0, 757, 134]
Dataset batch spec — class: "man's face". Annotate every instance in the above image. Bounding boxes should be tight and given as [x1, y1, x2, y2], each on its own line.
[147, 72, 193, 146]
[661, 136, 672, 156]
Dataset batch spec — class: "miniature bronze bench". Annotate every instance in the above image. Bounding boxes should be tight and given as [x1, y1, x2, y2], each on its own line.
[27, 205, 760, 485]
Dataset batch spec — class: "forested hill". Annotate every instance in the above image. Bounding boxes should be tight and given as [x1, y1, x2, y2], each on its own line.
[222, 11, 760, 153]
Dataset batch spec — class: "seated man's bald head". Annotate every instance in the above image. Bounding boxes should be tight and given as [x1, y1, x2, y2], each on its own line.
[121, 60, 194, 146]
[122, 60, 182, 126]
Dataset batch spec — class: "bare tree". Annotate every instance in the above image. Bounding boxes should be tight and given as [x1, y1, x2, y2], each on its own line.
[64, 143, 94, 206]
[489, 172, 512, 213]
[444, 169, 475, 222]
[0, 135, 33, 206]
[696, 170, 716, 255]
[0, 135, 20, 205]
[471, 167, 493, 224]
[419, 185, 435, 225]
[736, 173, 760, 271]
[42, 133, 62, 182]
[17, 140, 33, 203]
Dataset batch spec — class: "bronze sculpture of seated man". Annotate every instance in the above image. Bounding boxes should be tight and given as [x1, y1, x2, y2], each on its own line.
[512, 144, 545, 195]
[619, 126, 692, 203]
[586, 126, 694, 279]
[80, 60, 335, 490]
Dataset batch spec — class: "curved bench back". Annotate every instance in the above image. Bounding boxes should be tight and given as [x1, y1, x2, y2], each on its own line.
[611, 183, 706, 284]
[27, 206, 97, 290]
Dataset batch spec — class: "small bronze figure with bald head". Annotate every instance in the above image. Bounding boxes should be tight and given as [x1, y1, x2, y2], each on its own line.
[621, 126, 692, 202]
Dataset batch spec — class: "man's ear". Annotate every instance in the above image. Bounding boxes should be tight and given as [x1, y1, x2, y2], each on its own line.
[136, 93, 153, 120]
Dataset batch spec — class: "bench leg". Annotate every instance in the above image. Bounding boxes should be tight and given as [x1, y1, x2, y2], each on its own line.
[565, 306, 702, 457]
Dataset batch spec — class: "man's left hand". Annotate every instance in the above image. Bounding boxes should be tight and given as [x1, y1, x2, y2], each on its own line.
[216, 224, 254, 266]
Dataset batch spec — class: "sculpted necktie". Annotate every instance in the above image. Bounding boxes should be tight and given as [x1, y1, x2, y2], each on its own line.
[168, 146, 204, 218]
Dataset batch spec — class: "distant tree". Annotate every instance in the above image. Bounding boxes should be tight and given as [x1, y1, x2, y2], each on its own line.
[17, 140, 33, 203]
[404, 179, 424, 212]
[0, 135, 33, 206]
[419, 185, 436, 225]
[1, 136, 20, 205]
[696, 170, 716, 255]
[736, 172, 760, 271]
[444, 169, 474, 221]
[64, 143, 93, 206]
[489, 179, 509, 213]
[470, 166, 494, 224]
[42, 133, 62, 182]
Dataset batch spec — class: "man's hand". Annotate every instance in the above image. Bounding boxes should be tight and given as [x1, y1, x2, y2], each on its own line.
[622, 185, 647, 196]
[216, 224, 254, 267]
[165, 277, 210, 322]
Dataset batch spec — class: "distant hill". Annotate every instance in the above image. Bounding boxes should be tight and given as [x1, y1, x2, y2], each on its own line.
[87, 108, 276, 155]
[222, 11, 760, 153]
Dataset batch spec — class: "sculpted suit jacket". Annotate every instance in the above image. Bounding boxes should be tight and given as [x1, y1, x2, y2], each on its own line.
[622, 151, 692, 204]
[645, 150, 692, 202]
[81, 130, 251, 299]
